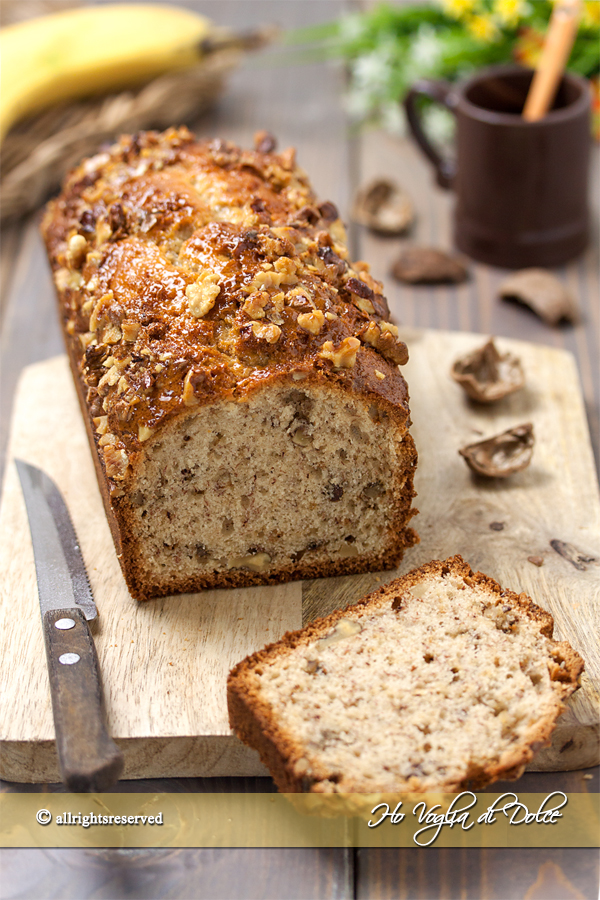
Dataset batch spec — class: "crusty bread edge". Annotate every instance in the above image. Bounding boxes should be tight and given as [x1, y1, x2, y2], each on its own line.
[227, 555, 585, 793]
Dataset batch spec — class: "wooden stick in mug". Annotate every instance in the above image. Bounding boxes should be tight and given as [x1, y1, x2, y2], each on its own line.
[522, 0, 582, 122]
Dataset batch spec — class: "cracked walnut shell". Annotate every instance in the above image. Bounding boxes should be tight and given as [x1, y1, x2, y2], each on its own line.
[451, 339, 524, 403]
[459, 424, 534, 478]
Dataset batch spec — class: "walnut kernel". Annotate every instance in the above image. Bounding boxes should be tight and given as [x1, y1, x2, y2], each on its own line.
[319, 337, 360, 368]
[252, 322, 281, 343]
[186, 273, 220, 318]
[297, 309, 325, 335]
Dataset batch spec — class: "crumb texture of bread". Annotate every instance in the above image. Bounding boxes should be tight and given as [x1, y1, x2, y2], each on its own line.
[41, 127, 417, 599]
[227, 556, 584, 793]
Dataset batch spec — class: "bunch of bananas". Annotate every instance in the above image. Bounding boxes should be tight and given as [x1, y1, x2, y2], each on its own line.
[0, 3, 229, 142]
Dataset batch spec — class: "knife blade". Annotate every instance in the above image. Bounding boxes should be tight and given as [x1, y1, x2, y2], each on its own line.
[15, 459, 123, 792]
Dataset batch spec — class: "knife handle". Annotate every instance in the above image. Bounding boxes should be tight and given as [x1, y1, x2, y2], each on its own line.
[43, 607, 124, 791]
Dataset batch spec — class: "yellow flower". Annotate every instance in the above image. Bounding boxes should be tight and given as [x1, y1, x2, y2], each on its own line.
[582, 0, 600, 27]
[442, 0, 479, 21]
[467, 13, 500, 41]
[514, 26, 544, 67]
[493, 0, 527, 26]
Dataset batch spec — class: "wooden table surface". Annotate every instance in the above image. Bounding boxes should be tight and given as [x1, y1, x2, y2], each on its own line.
[0, 2, 598, 898]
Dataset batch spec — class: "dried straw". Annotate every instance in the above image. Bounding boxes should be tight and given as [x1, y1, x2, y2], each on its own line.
[0, 50, 239, 223]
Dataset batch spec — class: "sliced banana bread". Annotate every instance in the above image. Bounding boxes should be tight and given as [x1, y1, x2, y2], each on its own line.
[228, 556, 584, 792]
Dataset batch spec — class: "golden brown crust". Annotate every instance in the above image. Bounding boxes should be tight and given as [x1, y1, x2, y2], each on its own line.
[227, 555, 584, 793]
[42, 127, 418, 599]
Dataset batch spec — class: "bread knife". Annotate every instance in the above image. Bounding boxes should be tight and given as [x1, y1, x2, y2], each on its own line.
[15, 459, 123, 791]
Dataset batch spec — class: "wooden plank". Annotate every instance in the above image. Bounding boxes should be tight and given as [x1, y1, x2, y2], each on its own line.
[2, 328, 598, 782]
[356, 847, 599, 900]
[0, 847, 353, 900]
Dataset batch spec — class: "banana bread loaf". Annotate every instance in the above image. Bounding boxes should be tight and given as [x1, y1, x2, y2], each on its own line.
[41, 127, 418, 600]
[227, 556, 584, 792]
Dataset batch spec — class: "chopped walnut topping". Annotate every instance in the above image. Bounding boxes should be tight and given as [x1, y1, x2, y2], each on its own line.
[95, 219, 112, 245]
[252, 322, 281, 343]
[66, 233, 87, 267]
[103, 444, 129, 480]
[274, 256, 297, 276]
[242, 291, 270, 319]
[252, 268, 297, 290]
[182, 369, 200, 406]
[361, 322, 380, 347]
[103, 324, 122, 345]
[287, 286, 314, 307]
[54, 267, 81, 291]
[138, 425, 155, 442]
[122, 321, 140, 342]
[79, 332, 95, 350]
[254, 130, 277, 153]
[319, 336, 360, 369]
[359, 321, 408, 365]
[94, 416, 108, 435]
[355, 296, 374, 314]
[86, 250, 103, 267]
[186, 272, 220, 318]
[279, 147, 296, 170]
[98, 365, 121, 392]
[89, 291, 114, 333]
[297, 309, 325, 335]
[325, 311, 338, 321]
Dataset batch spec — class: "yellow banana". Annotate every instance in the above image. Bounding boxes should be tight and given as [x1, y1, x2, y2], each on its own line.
[0, 4, 217, 142]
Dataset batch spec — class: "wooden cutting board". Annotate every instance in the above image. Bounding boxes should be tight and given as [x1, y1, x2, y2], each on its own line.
[1, 329, 598, 782]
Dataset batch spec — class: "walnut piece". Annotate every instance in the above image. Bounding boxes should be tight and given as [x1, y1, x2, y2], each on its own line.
[451, 339, 524, 403]
[242, 291, 270, 319]
[360, 321, 408, 366]
[318, 336, 360, 369]
[66, 233, 87, 267]
[316, 618, 362, 648]
[138, 425, 155, 442]
[228, 552, 271, 572]
[252, 322, 281, 343]
[297, 309, 325, 335]
[459, 424, 534, 478]
[122, 321, 140, 342]
[186, 273, 220, 318]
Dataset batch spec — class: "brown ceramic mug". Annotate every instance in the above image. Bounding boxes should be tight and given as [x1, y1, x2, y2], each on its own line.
[404, 65, 591, 268]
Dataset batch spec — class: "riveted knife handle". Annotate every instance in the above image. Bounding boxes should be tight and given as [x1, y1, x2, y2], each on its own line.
[43, 607, 124, 791]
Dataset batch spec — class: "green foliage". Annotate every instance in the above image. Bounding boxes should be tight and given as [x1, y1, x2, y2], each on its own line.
[284, 1, 600, 129]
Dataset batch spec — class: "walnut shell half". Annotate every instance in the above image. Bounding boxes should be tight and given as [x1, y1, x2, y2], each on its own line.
[459, 424, 534, 478]
[451, 339, 524, 403]
[499, 269, 579, 326]
[352, 179, 414, 235]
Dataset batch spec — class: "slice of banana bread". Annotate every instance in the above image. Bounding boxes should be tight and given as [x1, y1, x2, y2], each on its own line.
[227, 556, 584, 792]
